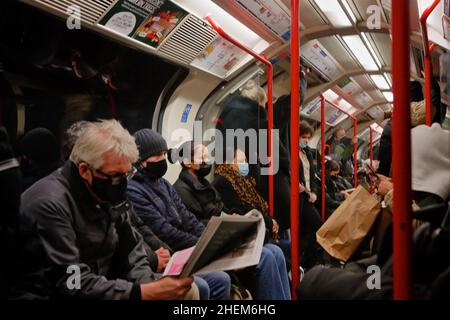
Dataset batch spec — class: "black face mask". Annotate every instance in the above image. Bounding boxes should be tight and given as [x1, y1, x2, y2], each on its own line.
[195, 163, 212, 178]
[143, 159, 167, 180]
[90, 175, 128, 206]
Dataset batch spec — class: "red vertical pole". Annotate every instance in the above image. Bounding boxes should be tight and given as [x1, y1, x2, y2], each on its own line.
[320, 94, 326, 222]
[392, 0, 412, 300]
[369, 127, 374, 193]
[290, 0, 300, 299]
[420, 0, 441, 126]
[267, 63, 274, 218]
[353, 119, 358, 188]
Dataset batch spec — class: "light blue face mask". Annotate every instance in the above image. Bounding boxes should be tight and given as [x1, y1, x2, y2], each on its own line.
[299, 140, 308, 149]
[238, 163, 249, 177]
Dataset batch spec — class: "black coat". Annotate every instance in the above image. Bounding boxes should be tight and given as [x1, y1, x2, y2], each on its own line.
[299, 146, 320, 196]
[173, 170, 225, 224]
[378, 119, 392, 176]
[14, 162, 153, 299]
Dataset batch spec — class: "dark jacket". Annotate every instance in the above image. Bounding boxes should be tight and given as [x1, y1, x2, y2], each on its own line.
[127, 171, 204, 251]
[174, 170, 225, 224]
[378, 119, 392, 176]
[212, 175, 274, 240]
[14, 162, 153, 300]
[324, 176, 346, 215]
[129, 210, 171, 271]
[299, 146, 320, 196]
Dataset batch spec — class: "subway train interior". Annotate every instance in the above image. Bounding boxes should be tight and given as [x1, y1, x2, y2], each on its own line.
[0, 0, 449, 302]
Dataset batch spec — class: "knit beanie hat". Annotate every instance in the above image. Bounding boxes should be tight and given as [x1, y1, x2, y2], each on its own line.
[20, 127, 59, 164]
[134, 128, 168, 161]
[411, 123, 450, 201]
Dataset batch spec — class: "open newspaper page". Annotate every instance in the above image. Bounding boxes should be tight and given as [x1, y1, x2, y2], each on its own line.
[163, 210, 265, 277]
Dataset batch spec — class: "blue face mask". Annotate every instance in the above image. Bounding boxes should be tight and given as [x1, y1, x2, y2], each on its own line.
[237, 163, 249, 177]
[299, 140, 308, 149]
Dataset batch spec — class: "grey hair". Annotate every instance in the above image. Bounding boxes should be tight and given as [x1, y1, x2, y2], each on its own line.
[69, 119, 139, 169]
[240, 80, 267, 107]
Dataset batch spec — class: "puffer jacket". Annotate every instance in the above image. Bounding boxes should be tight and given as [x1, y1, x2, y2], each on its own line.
[127, 171, 205, 251]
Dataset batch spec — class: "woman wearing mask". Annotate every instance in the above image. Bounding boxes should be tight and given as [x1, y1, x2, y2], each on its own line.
[173, 141, 225, 225]
[212, 148, 280, 244]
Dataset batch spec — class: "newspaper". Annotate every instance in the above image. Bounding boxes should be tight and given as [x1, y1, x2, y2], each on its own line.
[163, 210, 265, 277]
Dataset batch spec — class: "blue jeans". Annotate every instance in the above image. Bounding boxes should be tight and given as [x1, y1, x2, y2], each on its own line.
[194, 271, 231, 300]
[240, 243, 291, 300]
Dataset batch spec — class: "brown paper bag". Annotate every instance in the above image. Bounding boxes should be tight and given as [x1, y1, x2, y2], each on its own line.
[316, 185, 381, 262]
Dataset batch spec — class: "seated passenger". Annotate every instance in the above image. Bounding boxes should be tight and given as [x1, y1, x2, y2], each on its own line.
[127, 130, 290, 300]
[20, 127, 62, 190]
[324, 160, 351, 219]
[173, 141, 224, 225]
[212, 148, 280, 243]
[60, 121, 172, 274]
[13, 120, 196, 300]
[126, 129, 230, 300]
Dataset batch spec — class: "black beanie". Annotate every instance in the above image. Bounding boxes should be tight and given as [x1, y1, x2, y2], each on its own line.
[134, 128, 168, 161]
[20, 128, 59, 164]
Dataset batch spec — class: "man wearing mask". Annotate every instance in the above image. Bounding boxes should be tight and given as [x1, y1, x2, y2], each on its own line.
[127, 129, 231, 300]
[14, 120, 196, 300]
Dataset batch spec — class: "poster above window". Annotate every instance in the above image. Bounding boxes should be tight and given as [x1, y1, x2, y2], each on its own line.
[98, 0, 188, 48]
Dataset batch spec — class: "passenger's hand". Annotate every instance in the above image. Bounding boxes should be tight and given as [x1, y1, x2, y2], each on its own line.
[341, 191, 350, 199]
[378, 180, 393, 196]
[352, 136, 358, 145]
[272, 219, 279, 235]
[299, 183, 306, 194]
[156, 247, 171, 273]
[140, 276, 193, 300]
[308, 193, 317, 203]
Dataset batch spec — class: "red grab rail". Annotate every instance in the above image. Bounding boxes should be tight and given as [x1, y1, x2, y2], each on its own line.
[320, 95, 326, 222]
[369, 127, 374, 193]
[204, 16, 274, 218]
[289, 0, 300, 299]
[392, 0, 413, 300]
[420, 0, 441, 126]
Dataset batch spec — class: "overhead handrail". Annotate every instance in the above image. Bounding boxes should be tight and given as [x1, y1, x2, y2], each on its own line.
[289, 0, 300, 299]
[392, 0, 413, 300]
[204, 16, 274, 218]
[420, 0, 441, 126]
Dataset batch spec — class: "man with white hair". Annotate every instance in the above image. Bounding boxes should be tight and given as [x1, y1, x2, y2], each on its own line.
[13, 119, 196, 300]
